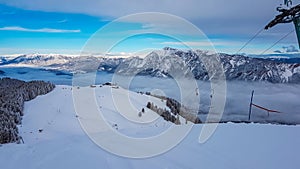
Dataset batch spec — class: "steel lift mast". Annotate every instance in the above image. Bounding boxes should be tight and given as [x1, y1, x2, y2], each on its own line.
[265, 0, 300, 48]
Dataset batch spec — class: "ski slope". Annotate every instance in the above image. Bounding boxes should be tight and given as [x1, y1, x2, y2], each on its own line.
[0, 85, 299, 169]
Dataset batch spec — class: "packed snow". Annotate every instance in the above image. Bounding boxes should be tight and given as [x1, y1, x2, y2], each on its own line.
[0, 85, 300, 169]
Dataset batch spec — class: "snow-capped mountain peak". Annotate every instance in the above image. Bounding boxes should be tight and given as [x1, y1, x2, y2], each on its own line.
[1, 48, 300, 83]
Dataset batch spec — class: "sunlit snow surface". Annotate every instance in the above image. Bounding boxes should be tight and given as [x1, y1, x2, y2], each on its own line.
[0, 85, 299, 169]
[0, 67, 300, 168]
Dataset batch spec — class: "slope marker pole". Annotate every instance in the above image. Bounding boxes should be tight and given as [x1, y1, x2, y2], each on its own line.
[248, 90, 254, 121]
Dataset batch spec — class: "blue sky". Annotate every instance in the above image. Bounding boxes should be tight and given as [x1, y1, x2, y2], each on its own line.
[0, 4, 107, 54]
[0, 0, 299, 56]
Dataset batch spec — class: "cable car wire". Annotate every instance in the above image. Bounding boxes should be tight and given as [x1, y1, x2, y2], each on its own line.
[260, 29, 295, 55]
[236, 28, 265, 54]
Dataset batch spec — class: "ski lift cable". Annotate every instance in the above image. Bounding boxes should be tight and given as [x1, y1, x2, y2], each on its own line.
[260, 29, 295, 55]
[236, 1, 298, 55]
[236, 28, 265, 54]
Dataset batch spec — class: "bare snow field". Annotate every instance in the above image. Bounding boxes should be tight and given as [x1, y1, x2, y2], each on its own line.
[0, 85, 300, 169]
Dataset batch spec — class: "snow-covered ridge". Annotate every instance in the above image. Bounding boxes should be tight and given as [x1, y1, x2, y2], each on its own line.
[109, 48, 300, 83]
[0, 53, 80, 66]
[0, 54, 129, 73]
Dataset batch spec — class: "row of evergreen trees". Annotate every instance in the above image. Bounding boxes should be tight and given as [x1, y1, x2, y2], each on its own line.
[146, 94, 202, 124]
[0, 78, 55, 144]
[146, 102, 180, 124]
[166, 98, 201, 124]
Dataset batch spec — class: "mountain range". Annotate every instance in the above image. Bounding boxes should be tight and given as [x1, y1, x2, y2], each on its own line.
[1, 47, 300, 83]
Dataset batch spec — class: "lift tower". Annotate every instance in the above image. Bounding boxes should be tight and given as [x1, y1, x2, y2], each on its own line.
[265, 0, 300, 48]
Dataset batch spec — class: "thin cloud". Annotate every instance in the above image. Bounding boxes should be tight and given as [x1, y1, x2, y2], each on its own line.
[161, 41, 213, 47]
[284, 45, 299, 53]
[274, 45, 299, 53]
[161, 41, 239, 47]
[0, 26, 80, 33]
[57, 19, 68, 23]
[0, 0, 279, 21]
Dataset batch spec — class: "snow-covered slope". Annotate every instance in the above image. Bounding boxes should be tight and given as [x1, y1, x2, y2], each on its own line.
[0, 85, 300, 169]
[19, 85, 175, 142]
